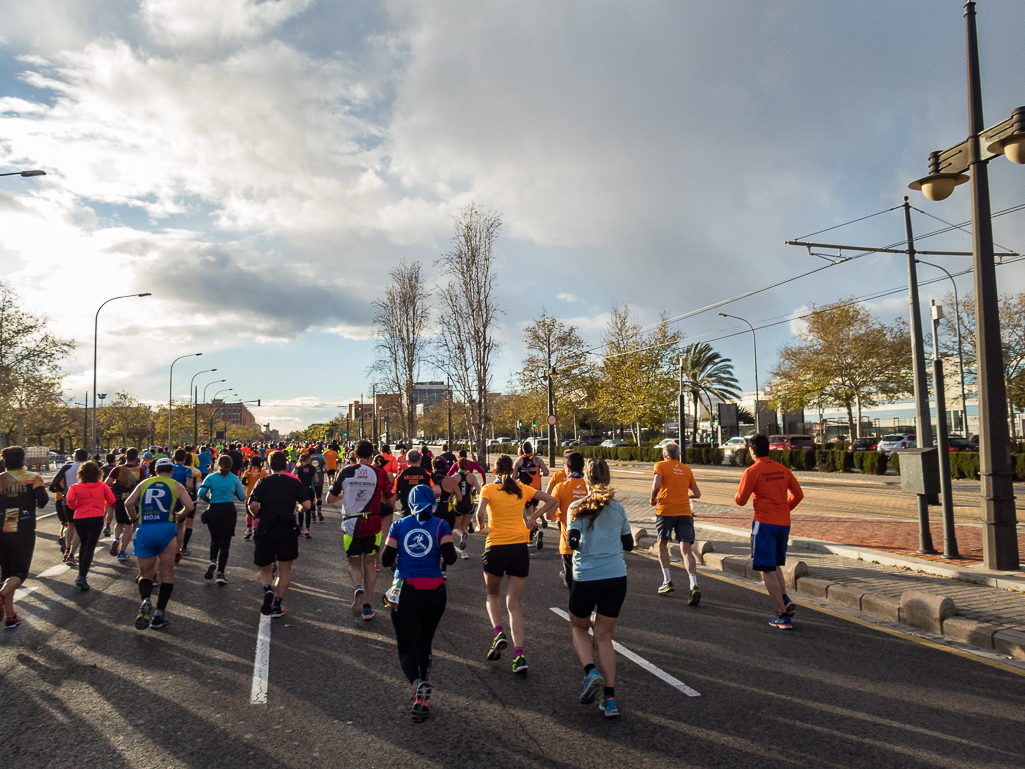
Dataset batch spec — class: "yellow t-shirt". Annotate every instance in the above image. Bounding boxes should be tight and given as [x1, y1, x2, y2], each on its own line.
[653, 459, 695, 517]
[552, 477, 589, 555]
[481, 482, 537, 546]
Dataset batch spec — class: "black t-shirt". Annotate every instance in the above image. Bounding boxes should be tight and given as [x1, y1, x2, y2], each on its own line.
[249, 473, 309, 538]
[295, 464, 317, 489]
[438, 452, 457, 474]
[229, 450, 245, 476]
[395, 466, 431, 511]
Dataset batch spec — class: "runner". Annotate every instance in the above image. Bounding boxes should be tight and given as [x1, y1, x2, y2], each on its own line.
[198, 454, 247, 584]
[429, 456, 462, 569]
[173, 449, 198, 556]
[476, 454, 557, 673]
[248, 450, 311, 618]
[394, 450, 432, 518]
[548, 451, 589, 589]
[446, 449, 488, 487]
[513, 442, 549, 549]
[436, 443, 458, 475]
[650, 441, 701, 601]
[106, 447, 145, 564]
[294, 453, 317, 538]
[49, 449, 86, 563]
[124, 458, 194, 629]
[242, 456, 268, 540]
[381, 484, 458, 723]
[566, 458, 633, 717]
[734, 434, 804, 629]
[372, 454, 395, 573]
[99, 453, 116, 537]
[309, 449, 326, 522]
[327, 440, 395, 621]
[451, 458, 481, 559]
[197, 446, 213, 478]
[0, 446, 49, 629]
[64, 461, 116, 591]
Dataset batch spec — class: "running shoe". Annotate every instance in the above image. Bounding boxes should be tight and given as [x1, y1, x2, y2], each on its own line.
[117, 551, 129, 563]
[215, 572, 228, 585]
[136, 598, 153, 630]
[411, 679, 432, 723]
[560, 571, 568, 588]
[768, 615, 793, 630]
[782, 594, 796, 617]
[317, 512, 324, 522]
[459, 548, 469, 560]
[579, 669, 605, 705]
[487, 632, 508, 661]
[261, 586, 275, 616]
[511, 655, 529, 674]
[688, 587, 701, 606]
[304, 529, 312, 540]
[65, 554, 77, 567]
[270, 604, 285, 619]
[460, 532, 468, 550]
[351, 586, 364, 617]
[243, 529, 252, 541]
[535, 530, 544, 550]
[657, 580, 674, 595]
[58, 535, 66, 552]
[181, 548, 191, 556]
[103, 526, 111, 538]
[150, 612, 170, 629]
[362, 604, 374, 621]
[539, 516, 548, 529]
[74, 577, 90, 591]
[174, 551, 183, 564]
[204, 562, 217, 580]
[109, 541, 119, 557]
[62, 550, 68, 563]
[599, 695, 620, 718]
[5, 615, 22, 630]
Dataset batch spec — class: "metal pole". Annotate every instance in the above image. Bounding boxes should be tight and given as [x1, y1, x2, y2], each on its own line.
[964, 0, 1018, 570]
[194, 386, 199, 447]
[719, 313, 759, 435]
[903, 198, 937, 554]
[92, 293, 150, 451]
[360, 393, 364, 439]
[169, 353, 202, 449]
[678, 358, 686, 446]
[84, 392, 89, 449]
[931, 301, 960, 559]
[917, 260, 970, 437]
[547, 337, 556, 469]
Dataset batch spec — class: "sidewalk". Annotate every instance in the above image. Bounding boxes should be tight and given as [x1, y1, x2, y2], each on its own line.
[614, 487, 1025, 662]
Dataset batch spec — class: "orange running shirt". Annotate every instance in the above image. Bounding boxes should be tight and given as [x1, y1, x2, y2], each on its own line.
[547, 468, 567, 491]
[735, 457, 804, 526]
[244, 467, 268, 498]
[653, 459, 695, 517]
[551, 477, 589, 554]
[324, 450, 338, 471]
[480, 482, 537, 547]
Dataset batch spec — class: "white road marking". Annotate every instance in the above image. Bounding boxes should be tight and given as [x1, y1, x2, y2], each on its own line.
[550, 607, 701, 697]
[251, 615, 272, 704]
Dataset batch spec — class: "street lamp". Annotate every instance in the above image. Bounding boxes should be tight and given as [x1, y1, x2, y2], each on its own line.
[213, 388, 234, 401]
[199, 379, 226, 445]
[719, 312, 760, 436]
[916, 260, 970, 438]
[169, 353, 202, 448]
[0, 170, 46, 178]
[907, 0, 1021, 570]
[92, 293, 151, 450]
[190, 368, 217, 446]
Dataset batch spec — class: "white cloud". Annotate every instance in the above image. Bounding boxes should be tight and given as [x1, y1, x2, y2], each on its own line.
[141, 0, 315, 47]
[556, 292, 579, 304]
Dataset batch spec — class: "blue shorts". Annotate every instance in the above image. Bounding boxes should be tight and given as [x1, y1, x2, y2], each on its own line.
[751, 520, 790, 572]
[134, 522, 179, 558]
[656, 515, 694, 544]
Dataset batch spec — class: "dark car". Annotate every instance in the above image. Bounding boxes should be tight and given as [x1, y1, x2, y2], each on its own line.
[769, 435, 816, 451]
[575, 435, 603, 447]
[848, 437, 879, 453]
[947, 437, 978, 452]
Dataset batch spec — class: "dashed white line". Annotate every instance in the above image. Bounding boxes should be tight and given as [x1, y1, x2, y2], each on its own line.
[550, 607, 701, 697]
[251, 615, 272, 704]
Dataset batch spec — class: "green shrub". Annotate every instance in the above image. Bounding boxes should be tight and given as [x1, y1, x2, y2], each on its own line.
[1015, 453, 1025, 481]
[736, 448, 754, 467]
[891, 453, 900, 475]
[948, 451, 981, 480]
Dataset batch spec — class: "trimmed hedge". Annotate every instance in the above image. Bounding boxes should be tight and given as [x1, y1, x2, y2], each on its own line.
[852, 450, 888, 475]
[487, 444, 724, 465]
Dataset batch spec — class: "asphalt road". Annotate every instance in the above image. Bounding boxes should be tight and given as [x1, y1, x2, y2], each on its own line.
[3, 502, 1025, 769]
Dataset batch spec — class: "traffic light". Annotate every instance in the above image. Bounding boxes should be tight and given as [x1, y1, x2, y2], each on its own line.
[532, 422, 537, 429]
[343, 432, 348, 437]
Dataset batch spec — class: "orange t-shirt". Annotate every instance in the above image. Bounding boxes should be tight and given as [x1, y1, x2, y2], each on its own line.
[547, 468, 567, 492]
[324, 450, 338, 470]
[380, 453, 399, 477]
[244, 467, 268, 498]
[480, 482, 537, 546]
[653, 459, 695, 517]
[735, 457, 803, 526]
[551, 477, 589, 554]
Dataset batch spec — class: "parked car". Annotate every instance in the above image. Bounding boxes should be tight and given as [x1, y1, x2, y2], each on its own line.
[847, 437, 879, 453]
[560, 439, 577, 447]
[769, 435, 816, 451]
[575, 435, 603, 447]
[877, 434, 916, 456]
[654, 438, 681, 451]
[600, 439, 628, 448]
[719, 436, 748, 456]
[947, 437, 978, 452]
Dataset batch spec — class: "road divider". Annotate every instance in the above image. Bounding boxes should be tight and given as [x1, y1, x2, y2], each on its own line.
[251, 615, 272, 704]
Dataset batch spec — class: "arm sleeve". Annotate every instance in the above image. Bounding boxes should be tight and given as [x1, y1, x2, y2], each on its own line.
[620, 533, 635, 551]
[735, 467, 755, 506]
[440, 541, 458, 565]
[381, 544, 397, 567]
[787, 471, 804, 511]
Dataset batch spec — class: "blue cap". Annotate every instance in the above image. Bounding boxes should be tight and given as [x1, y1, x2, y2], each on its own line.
[408, 485, 436, 517]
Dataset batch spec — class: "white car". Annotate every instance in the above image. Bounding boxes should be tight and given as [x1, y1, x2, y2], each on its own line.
[877, 434, 916, 456]
[719, 436, 749, 456]
[600, 439, 628, 448]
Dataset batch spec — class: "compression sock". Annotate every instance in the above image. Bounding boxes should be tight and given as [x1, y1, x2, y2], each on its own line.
[603, 686, 615, 698]
[584, 663, 596, 675]
[662, 568, 671, 582]
[689, 574, 698, 589]
[157, 582, 174, 611]
[182, 528, 193, 549]
[494, 625, 504, 636]
[138, 578, 153, 601]
[513, 647, 523, 657]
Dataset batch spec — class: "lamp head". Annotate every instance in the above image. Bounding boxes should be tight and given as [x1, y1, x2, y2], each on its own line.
[718, 312, 728, 318]
[986, 106, 1025, 165]
[19, 170, 45, 177]
[908, 172, 968, 202]
[138, 292, 152, 297]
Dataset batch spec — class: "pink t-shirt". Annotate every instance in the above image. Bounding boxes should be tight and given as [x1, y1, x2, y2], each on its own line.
[66, 482, 116, 519]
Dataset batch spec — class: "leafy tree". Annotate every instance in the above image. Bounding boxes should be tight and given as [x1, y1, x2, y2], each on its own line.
[99, 390, 155, 447]
[767, 299, 911, 439]
[680, 342, 741, 444]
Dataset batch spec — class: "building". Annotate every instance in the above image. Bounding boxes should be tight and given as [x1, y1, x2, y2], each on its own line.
[210, 400, 256, 426]
[411, 381, 449, 407]
[347, 401, 372, 422]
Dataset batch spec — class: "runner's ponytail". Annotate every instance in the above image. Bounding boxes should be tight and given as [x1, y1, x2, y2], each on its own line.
[494, 454, 522, 498]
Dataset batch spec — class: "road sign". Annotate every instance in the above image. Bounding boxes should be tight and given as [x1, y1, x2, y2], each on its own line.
[202, 429, 209, 437]
[547, 414, 557, 426]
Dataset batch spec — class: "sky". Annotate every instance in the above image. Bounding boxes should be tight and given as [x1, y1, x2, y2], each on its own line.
[1, 0, 1023, 434]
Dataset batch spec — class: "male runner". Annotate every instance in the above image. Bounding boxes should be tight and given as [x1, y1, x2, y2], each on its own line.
[242, 457, 268, 540]
[309, 448, 326, 521]
[50, 449, 86, 563]
[651, 441, 701, 602]
[324, 443, 340, 483]
[173, 449, 198, 556]
[107, 447, 145, 563]
[294, 454, 318, 538]
[549, 451, 589, 588]
[394, 450, 432, 517]
[0, 446, 49, 629]
[436, 443, 458, 475]
[248, 450, 310, 618]
[124, 458, 194, 629]
[328, 440, 395, 621]
[735, 434, 804, 629]
[513, 442, 549, 548]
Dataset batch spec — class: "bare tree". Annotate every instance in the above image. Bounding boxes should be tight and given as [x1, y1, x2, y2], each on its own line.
[435, 203, 502, 461]
[369, 261, 431, 441]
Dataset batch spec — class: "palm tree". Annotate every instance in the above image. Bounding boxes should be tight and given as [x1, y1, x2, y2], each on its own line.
[680, 342, 741, 444]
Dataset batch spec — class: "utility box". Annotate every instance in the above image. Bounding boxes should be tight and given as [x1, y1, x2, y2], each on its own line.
[899, 447, 940, 495]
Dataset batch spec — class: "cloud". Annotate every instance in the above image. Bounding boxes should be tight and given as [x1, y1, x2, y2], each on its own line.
[141, 0, 315, 47]
[556, 292, 580, 304]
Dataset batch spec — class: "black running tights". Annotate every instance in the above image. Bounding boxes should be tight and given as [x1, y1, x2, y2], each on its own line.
[76, 517, 103, 579]
[390, 583, 447, 684]
[205, 503, 237, 573]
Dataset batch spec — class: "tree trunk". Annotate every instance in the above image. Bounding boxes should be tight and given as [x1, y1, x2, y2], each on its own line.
[844, 402, 855, 442]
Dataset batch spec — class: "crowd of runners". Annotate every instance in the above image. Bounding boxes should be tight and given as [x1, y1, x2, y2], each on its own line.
[0, 433, 803, 722]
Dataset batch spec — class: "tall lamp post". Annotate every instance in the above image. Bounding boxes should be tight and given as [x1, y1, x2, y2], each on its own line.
[168, 353, 202, 448]
[719, 312, 760, 436]
[189, 368, 216, 446]
[916, 260, 970, 437]
[200, 378, 226, 444]
[92, 293, 151, 450]
[907, 0, 1023, 570]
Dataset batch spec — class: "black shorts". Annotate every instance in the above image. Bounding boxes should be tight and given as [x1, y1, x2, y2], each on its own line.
[436, 502, 456, 530]
[344, 533, 381, 557]
[253, 530, 299, 567]
[0, 530, 35, 583]
[569, 576, 627, 619]
[482, 543, 530, 579]
[114, 499, 132, 526]
[55, 500, 71, 526]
